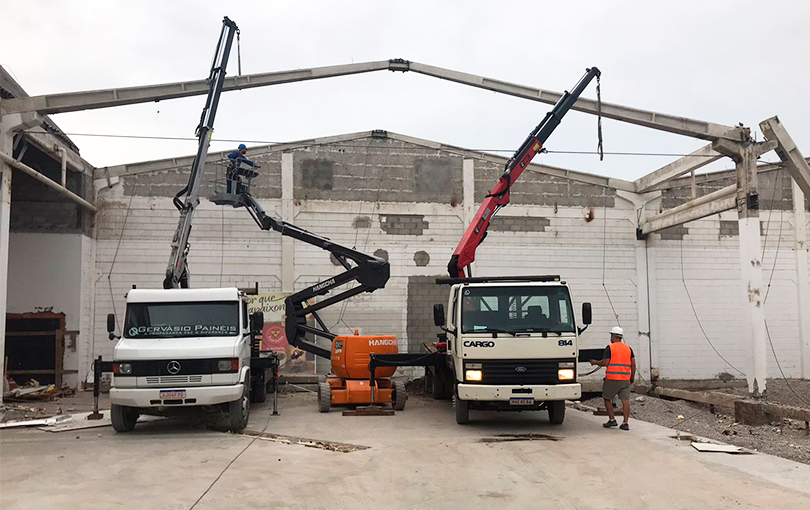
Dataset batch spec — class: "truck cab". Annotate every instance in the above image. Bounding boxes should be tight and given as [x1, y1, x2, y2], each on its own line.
[108, 287, 265, 432]
[434, 276, 591, 424]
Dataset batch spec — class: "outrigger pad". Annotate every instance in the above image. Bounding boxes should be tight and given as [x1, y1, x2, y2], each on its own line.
[342, 405, 395, 417]
[210, 192, 247, 207]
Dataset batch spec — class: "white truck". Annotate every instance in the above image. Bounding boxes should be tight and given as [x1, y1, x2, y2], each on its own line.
[429, 275, 592, 424]
[107, 287, 271, 432]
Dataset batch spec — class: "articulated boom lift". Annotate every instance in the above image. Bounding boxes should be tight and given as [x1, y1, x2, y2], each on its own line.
[211, 190, 404, 412]
[447, 67, 601, 278]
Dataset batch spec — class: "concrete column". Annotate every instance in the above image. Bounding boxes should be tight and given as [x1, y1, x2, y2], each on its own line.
[792, 180, 810, 378]
[281, 152, 294, 292]
[714, 137, 775, 396]
[462, 159, 475, 274]
[616, 190, 660, 381]
[634, 239, 652, 381]
[0, 129, 12, 402]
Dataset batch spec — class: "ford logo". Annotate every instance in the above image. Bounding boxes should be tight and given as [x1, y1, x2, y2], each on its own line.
[515, 366, 527, 373]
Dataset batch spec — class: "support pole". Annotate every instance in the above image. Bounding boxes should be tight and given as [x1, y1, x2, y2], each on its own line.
[0, 128, 11, 404]
[792, 180, 810, 378]
[281, 152, 294, 293]
[713, 137, 777, 396]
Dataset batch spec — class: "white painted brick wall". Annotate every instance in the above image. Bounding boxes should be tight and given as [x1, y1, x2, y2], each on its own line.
[84, 181, 807, 385]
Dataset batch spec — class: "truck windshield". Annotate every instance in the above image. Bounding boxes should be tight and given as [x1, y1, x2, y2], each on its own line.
[124, 301, 240, 339]
[460, 286, 575, 335]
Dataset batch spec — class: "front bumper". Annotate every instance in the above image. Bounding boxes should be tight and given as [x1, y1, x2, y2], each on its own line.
[110, 383, 243, 408]
[457, 383, 581, 402]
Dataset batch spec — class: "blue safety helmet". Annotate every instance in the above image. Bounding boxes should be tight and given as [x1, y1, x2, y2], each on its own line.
[238, 144, 247, 149]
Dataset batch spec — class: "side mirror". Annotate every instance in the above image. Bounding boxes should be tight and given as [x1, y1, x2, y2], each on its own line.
[433, 304, 446, 328]
[107, 313, 117, 340]
[250, 311, 265, 332]
[582, 302, 592, 325]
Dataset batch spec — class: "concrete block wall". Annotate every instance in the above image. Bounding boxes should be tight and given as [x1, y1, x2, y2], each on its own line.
[81, 133, 808, 385]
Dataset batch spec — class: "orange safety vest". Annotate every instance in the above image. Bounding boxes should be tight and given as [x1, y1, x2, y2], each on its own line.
[605, 342, 632, 381]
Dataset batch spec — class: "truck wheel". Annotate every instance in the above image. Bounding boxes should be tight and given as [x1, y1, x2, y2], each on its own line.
[392, 380, 406, 411]
[455, 396, 470, 425]
[548, 400, 565, 425]
[111, 404, 139, 432]
[228, 383, 250, 432]
[318, 382, 331, 413]
[425, 370, 434, 394]
[251, 375, 267, 403]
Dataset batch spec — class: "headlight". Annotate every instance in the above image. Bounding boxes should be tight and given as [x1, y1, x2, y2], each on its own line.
[218, 359, 239, 372]
[117, 363, 132, 375]
[558, 368, 575, 381]
[465, 369, 483, 382]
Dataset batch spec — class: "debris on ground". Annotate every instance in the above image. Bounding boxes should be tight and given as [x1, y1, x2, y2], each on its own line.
[691, 442, 749, 454]
[405, 376, 430, 397]
[3, 379, 63, 401]
[582, 385, 810, 465]
[0, 414, 72, 429]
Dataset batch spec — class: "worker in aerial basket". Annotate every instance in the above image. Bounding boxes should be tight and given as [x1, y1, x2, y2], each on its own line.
[589, 326, 636, 430]
[226, 144, 260, 193]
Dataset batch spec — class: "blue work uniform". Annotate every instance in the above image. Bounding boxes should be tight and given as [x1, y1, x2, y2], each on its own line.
[226, 150, 257, 193]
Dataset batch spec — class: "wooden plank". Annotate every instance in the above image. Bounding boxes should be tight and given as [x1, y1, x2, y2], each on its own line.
[5, 331, 56, 337]
[342, 405, 395, 416]
[653, 387, 739, 408]
[762, 402, 810, 423]
[7, 369, 57, 375]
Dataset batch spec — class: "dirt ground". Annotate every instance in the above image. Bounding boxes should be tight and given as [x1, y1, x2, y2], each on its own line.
[583, 379, 810, 465]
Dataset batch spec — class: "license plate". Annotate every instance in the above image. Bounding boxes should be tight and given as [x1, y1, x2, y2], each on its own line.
[160, 390, 186, 399]
[509, 397, 535, 406]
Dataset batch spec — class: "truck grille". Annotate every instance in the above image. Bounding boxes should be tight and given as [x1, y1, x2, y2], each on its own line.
[470, 359, 574, 385]
[144, 375, 204, 385]
[123, 359, 221, 376]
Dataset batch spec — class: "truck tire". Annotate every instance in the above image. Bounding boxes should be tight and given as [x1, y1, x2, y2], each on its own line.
[548, 400, 565, 425]
[318, 382, 331, 413]
[392, 380, 406, 411]
[228, 383, 250, 432]
[251, 374, 267, 403]
[111, 404, 139, 433]
[455, 395, 470, 425]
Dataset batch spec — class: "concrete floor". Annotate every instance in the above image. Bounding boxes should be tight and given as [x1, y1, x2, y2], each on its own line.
[2, 392, 810, 510]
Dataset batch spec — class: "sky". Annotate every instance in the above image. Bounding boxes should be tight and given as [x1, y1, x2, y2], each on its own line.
[3, 0, 810, 181]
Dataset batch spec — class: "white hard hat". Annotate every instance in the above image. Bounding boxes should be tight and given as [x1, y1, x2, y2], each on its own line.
[610, 326, 624, 337]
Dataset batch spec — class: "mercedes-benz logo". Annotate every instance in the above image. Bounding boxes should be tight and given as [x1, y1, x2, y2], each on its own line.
[515, 366, 527, 373]
[167, 361, 181, 375]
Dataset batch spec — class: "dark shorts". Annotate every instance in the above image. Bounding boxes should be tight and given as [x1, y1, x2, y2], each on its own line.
[603, 379, 631, 401]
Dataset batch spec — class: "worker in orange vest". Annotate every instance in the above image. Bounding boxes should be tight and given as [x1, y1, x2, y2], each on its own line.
[589, 326, 636, 430]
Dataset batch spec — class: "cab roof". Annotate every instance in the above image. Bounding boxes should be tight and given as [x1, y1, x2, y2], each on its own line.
[126, 287, 241, 303]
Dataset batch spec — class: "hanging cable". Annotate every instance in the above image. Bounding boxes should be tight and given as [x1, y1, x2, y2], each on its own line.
[601, 203, 621, 326]
[236, 29, 242, 76]
[596, 73, 603, 161]
[758, 170, 810, 406]
[679, 238, 745, 375]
